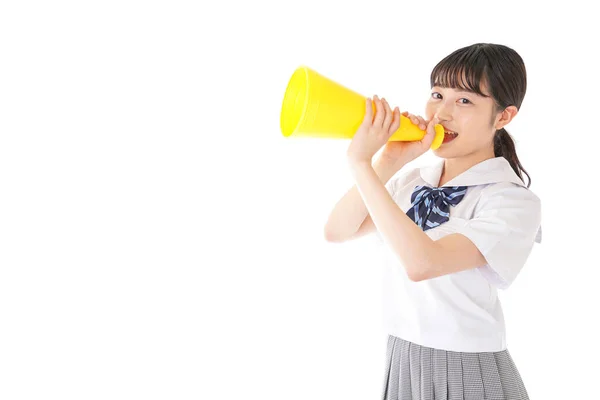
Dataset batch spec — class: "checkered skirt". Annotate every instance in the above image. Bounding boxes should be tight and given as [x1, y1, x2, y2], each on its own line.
[381, 335, 530, 400]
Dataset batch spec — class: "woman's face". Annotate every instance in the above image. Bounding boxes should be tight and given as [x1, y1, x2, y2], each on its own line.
[425, 83, 500, 159]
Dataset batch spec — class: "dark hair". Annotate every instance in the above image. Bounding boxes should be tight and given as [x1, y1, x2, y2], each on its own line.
[429, 43, 531, 188]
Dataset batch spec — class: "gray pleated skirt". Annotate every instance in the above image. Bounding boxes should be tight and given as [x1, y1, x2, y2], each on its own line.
[381, 335, 529, 400]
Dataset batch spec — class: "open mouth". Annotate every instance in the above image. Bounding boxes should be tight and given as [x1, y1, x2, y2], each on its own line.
[443, 129, 458, 143]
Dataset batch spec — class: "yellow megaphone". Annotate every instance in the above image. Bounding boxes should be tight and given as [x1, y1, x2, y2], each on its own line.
[280, 66, 445, 150]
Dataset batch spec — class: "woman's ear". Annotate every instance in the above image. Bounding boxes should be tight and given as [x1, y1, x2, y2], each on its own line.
[495, 105, 518, 130]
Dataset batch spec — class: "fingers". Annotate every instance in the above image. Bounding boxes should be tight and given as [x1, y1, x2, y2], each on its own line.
[427, 116, 439, 131]
[402, 111, 427, 130]
[381, 97, 393, 131]
[423, 117, 440, 146]
[363, 97, 373, 125]
[368, 95, 399, 135]
[390, 106, 400, 134]
[416, 116, 427, 131]
[373, 95, 385, 128]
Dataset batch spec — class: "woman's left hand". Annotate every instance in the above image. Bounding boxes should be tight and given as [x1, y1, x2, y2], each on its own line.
[346, 95, 400, 166]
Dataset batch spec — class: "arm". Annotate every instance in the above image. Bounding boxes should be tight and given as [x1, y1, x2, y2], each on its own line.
[323, 156, 398, 242]
[349, 161, 488, 281]
[345, 96, 490, 280]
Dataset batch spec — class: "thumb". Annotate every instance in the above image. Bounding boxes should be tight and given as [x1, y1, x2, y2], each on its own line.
[423, 117, 439, 147]
[362, 97, 373, 125]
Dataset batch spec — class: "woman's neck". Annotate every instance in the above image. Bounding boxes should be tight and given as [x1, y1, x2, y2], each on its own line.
[438, 148, 497, 187]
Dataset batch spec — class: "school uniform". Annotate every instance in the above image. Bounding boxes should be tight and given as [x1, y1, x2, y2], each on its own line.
[375, 156, 542, 400]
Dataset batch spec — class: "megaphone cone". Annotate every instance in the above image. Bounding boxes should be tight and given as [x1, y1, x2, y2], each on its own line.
[280, 66, 444, 150]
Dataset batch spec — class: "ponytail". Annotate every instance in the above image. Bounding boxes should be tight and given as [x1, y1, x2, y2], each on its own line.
[494, 128, 531, 188]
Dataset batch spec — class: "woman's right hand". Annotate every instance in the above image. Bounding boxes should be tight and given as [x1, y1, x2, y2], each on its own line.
[378, 111, 438, 169]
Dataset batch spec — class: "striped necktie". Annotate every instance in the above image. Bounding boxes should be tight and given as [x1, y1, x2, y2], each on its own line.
[406, 185, 468, 231]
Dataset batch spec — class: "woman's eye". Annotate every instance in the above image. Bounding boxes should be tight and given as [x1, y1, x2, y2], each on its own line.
[430, 93, 471, 104]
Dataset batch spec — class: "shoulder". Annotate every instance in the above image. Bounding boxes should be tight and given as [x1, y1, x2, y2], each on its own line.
[386, 166, 421, 193]
[469, 181, 542, 242]
[390, 165, 421, 183]
[477, 181, 541, 211]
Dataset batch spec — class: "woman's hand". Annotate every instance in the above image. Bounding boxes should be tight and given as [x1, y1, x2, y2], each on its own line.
[346, 95, 400, 166]
[346, 95, 438, 170]
[378, 111, 439, 169]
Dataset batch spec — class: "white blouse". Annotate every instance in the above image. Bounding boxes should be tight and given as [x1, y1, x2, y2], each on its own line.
[375, 156, 542, 352]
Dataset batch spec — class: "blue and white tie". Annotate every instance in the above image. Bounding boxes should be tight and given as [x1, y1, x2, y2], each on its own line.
[406, 185, 468, 231]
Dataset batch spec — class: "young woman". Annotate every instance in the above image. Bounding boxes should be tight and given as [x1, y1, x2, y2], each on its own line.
[324, 43, 542, 400]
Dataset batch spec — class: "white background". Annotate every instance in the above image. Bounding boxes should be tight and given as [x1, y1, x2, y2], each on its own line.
[1, 1, 597, 399]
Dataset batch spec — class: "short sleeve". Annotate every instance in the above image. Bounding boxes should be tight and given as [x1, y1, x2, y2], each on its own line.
[456, 183, 542, 290]
[384, 176, 397, 197]
[383, 166, 421, 200]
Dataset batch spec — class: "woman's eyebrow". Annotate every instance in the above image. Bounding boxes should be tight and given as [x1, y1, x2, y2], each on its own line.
[457, 91, 481, 97]
[432, 86, 483, 96]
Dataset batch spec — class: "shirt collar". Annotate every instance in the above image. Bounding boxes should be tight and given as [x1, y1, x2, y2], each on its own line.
[420, 156, 542, 244]
[419, 156, 527, 188]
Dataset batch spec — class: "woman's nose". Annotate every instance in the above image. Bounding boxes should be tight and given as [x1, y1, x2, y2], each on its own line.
[434, 105, 453, 121]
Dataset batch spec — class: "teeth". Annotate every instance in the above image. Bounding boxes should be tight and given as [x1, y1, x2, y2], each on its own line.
[445, 130, 458, 136]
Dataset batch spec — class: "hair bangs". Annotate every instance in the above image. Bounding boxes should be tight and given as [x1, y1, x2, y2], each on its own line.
[430, 48, 490, 98]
